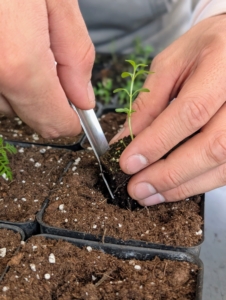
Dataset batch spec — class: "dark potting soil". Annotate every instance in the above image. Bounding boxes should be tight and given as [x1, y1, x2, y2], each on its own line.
[0, 145, 73, 222]
[101, 136, 139, 210]
[43, 150, 203, 247]
[0, 229, 22, 275]
[99, 112, 126, 143]
[0, 236, 198, 300]
[0, 115, 83, 145]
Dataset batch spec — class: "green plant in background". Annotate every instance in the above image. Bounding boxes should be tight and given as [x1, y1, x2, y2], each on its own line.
[94, 78, 113, 104]
[129, 37, 154, 66]
[113, 60, 153, 141]
[0, 137, 17, 180]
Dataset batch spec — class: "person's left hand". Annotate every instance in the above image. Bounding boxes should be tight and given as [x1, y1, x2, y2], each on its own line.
[111, 15, 226, 206]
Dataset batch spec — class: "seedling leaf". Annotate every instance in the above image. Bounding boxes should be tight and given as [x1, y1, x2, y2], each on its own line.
[134, 70, 153, 79]
[0, 137, 17, 180]
[114, 60, 153, 140]
[113, 88, 129, 96]
[121, 72, 132, 78]
[125, 60, 137, 68]
[115, 108, 130, 114]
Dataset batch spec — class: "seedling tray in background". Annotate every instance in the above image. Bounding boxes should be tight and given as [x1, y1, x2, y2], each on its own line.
[37, 194, 205, 257]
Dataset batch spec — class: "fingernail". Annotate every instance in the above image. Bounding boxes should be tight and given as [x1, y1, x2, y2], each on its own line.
[141, 193, 165, 206]
[110, 127, 125, 144]
[87, 81, 95, 104]
[125, 154, 148, 174]
[133, 182, 157, 200]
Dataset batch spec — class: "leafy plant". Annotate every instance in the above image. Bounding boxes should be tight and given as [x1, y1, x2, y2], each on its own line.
[117, 74, 143, 105]
[0, 137, 17, 180]
[129, 38, 153, 66]
[113, 60, 154, 140]
[94, 78, 113, 104]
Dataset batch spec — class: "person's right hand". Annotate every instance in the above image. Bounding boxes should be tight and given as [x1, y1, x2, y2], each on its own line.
[0, 0, 95, 138]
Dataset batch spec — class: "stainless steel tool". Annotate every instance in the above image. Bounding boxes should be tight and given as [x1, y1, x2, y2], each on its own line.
[70, 103, 114, 199]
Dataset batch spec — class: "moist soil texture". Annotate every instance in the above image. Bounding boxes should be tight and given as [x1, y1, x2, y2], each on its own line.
[43, 149, 203, 247]
[0, 229, 22, 275]
[0, 236, 199, 300]
[100, 136, 139, 210]
[0, 115, 83, 146]
[0, 145, 73, 222]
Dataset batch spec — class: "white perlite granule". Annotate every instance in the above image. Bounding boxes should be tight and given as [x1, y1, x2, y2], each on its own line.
[59, 204, 64, 211]
[1, 173, 8, 181]
[35, 162, 41, 168]
[195, 229, 202, 235]
[44, 273, 51, 280]
[32, 133, 39, 141]
[86, 246, 92, 252]
[0, 248, 6, 258]
[74, 157, 81, 165]
[30, 264, 36, 272]
[134, 265, 141, 270]
[49, 253, 56, 264]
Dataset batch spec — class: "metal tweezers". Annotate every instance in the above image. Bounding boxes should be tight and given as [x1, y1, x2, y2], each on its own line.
[71, 104, 114, 199]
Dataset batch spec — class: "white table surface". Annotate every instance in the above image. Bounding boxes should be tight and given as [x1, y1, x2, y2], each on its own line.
[200, 186, 226, 300]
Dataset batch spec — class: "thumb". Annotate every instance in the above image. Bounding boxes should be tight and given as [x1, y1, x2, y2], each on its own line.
[47, 0, 95, 109]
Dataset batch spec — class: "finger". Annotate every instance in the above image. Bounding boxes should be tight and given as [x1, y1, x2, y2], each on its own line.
[0, 94, 15, 117]
[120, 54, 226, 175]
[137, 163, 226, 206]
[0, 1, 81, 138]
[47, 0, 95, 109]
[127, 102, 226, 205]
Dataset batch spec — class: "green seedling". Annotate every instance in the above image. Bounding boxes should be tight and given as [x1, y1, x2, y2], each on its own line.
[0, 137, 17, 180]
[113, 60, 154, 140]
[118, 75, 143, 105]
[94, 78, 113, 104]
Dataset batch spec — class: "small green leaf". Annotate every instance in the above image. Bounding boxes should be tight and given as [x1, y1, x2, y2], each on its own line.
[125, 60, 136, 68]
[134, 70, 153, 79]
[136, 63, 148, 68]
[115, 108, 130, 114]
[138, 88, 150, 93]
[113, 88, 129, 96]
[132, 88, 150, 97]
[121, 72, 132, 78]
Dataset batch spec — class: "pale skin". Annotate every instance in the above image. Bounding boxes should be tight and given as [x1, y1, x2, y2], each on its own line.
[1, 2, 226, 206]
[0, 0, 95, 138]
[112, 15, 226, 206]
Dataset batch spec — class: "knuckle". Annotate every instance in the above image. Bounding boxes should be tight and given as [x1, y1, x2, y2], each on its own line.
[182, 97, 211, 132]
[162, 167, 183, 190]
[150, 52, 166, 70]
[206, 132, 226, 165]
[39, 129, 61, 140]
[217, 164, 226, 185]
[153, 134, 170, 155]
[77, 41, 95, 72]
[173, 184, 190, 200]
[133, 95, 148, 112]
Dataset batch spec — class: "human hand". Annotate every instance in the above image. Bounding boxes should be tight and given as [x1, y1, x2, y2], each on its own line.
[0, 0, 95, 138]
[111, 15, 226, 206]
